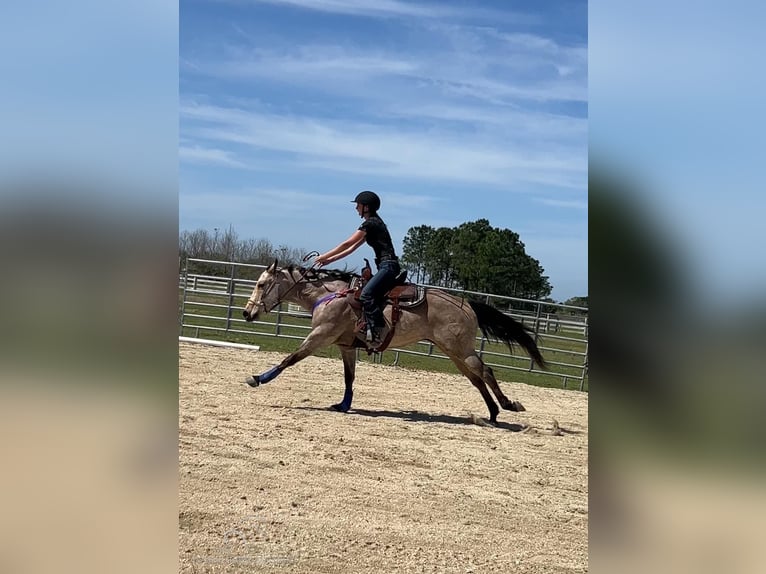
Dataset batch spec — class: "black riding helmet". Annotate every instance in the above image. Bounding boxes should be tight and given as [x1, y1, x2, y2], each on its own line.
[351, 190, 381, 213]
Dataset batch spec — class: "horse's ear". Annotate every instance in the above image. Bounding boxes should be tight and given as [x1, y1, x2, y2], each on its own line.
[267, 258, 278, 273]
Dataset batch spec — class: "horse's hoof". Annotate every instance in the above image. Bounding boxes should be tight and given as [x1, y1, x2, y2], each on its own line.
[512, 401, 526, 412]
[244, 376, 260, 388]
[330, 403, 350, 413]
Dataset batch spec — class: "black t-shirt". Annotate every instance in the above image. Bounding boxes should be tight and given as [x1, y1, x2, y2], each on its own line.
[358, 215, 397, 263]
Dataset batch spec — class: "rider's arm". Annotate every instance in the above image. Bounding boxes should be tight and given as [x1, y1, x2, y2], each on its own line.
[316, 231, 366, 265]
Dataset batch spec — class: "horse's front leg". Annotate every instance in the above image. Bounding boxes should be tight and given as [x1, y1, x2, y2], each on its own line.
[331, 347, 356, 412]
[245, 326, 333, 387]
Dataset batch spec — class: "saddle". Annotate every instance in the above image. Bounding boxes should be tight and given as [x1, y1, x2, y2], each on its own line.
[348, 259, 425, 353]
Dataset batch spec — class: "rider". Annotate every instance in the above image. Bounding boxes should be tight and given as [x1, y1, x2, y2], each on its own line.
[315, 191, 401, 346]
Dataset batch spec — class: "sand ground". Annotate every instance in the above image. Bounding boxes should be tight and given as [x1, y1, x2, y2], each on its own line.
[179, 342, 588, 573]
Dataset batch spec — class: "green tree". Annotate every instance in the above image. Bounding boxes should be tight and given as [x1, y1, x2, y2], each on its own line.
[450, 219, 494, 291]
[400, 219, 552, 299]
[423, 227, 456, 287]
[401, 225, 434, 284]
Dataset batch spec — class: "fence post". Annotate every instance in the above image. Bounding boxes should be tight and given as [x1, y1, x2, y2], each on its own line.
[226, 261, 236, 333]
[580, 316, 589, 391]
[274, 303, 283, 335]
[477, 293, 491, 359]
[529, 301, 543, 371]
[533, 300, 542, 340]
[179, 257, 189, 333]
[478, 334, 487, 360]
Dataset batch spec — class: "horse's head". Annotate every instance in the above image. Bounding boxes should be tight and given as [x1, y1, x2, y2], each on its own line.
[243, 259, 281, 322]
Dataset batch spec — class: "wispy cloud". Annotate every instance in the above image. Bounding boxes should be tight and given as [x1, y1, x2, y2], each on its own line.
[181, 0, 588, 299]
[214, 46, 420, 79]
[189, 29, 586, 105]
[264, 0, 448, 18]
[537, 198, 588, 210]
[181, 102, 586, 189]
[179, 145, 248, 168]
[379, 103, 587, 141]
[216, 0, 531, 23]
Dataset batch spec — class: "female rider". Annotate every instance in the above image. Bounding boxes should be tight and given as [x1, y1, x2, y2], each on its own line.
[315, 191, 401, 347]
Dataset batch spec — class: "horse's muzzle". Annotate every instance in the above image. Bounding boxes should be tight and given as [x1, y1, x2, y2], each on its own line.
[243, 309, 258, 322]
[244, 298, 261, 322]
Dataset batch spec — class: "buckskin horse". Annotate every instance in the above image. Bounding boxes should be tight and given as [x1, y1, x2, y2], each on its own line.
[242, 259, 547, 425]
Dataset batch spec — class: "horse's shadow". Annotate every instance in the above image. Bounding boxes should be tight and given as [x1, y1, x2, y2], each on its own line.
[282, 405, 526, 432]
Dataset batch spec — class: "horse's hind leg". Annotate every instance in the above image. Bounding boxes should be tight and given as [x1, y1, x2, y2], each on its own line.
[447, 354, 501, 424]
[470, 357, 525, 412]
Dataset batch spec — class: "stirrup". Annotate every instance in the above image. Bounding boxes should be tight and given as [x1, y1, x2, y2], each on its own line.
[366, 327, 382, 346]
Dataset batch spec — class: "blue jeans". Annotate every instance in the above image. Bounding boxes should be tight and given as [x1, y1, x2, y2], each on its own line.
[360, 260, 400, 331]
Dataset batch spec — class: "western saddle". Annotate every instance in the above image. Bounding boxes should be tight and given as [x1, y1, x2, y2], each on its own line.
[348, 259, 424, 352]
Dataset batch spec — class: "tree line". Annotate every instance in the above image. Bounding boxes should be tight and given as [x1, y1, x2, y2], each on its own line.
[401, 219, 552, 300]
[179, 222, 586, 306]
[179, 226, 305, 277]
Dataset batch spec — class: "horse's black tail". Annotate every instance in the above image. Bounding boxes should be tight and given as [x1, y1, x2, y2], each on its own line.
[468, 300, 547, 370]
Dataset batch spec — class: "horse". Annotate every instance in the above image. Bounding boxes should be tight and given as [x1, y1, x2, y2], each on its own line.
[242, 259, 547, 425]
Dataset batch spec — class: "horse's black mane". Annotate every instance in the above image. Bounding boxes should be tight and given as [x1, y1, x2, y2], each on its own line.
[285, 264, 358, 283]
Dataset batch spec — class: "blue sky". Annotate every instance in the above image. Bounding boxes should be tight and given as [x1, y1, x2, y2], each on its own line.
[590, 1, 766, 306]
[179, 0, 588, 302]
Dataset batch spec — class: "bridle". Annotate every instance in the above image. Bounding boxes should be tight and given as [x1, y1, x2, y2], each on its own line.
[246, 278, 280, 313]
[247, 253, 321, 313]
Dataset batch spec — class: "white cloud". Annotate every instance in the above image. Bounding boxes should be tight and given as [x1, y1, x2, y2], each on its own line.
[217, 0, 527, 22]
[181, 102, 586, 189]
[247, 0, 449, 18]
[190, 34, 586, 105]
[537, 198, 588, 210]
[212, 48, 420, 80]
[179, 145, 248, 168]
[181, 1, 588, 297]
[379, 103, 587, 142]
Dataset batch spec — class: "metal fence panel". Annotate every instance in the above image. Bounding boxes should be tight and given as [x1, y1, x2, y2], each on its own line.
[179, 258, 588, 390]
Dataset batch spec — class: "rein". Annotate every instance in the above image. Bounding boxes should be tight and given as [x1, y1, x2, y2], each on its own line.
[279, 266, 316, 303]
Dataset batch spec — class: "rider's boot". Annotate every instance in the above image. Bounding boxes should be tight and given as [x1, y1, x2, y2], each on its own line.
[366, 311, 387, 348]
[366, 325, 382, 347]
